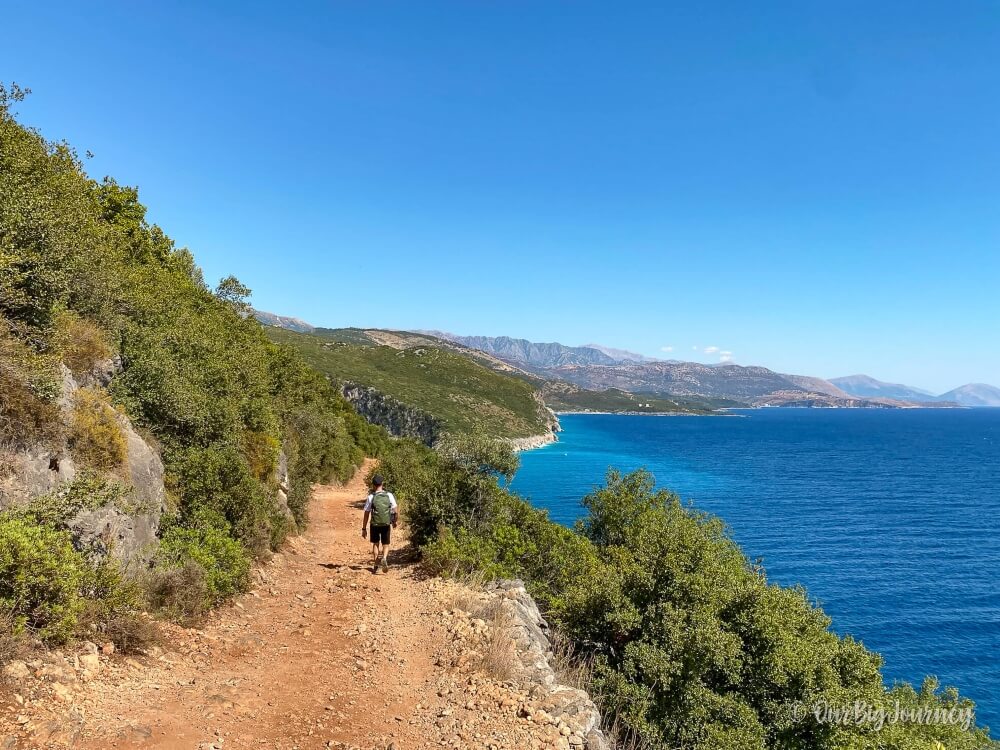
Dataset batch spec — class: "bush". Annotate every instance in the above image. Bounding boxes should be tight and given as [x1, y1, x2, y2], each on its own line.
[52, 308, 113, 377]
[0, 516, 87, 642]
[378, 436, 997, 750]
[375, 435, 517, 547]
[168, 445, 276, 557]
[68, 388, 127, 471]
[145, 560, 211, 625]
[79, 557, 160, 653]
[155, 514, 251, 611]
[0, 329, 61, 447]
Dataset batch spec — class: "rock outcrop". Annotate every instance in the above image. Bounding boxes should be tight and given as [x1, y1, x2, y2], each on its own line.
[340, 382, 443, 446]
[486, 580, 610, 750]
[0, 365, 167, 566]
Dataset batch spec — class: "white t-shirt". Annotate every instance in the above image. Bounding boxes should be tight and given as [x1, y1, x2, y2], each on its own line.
[363, 491, 398, 513]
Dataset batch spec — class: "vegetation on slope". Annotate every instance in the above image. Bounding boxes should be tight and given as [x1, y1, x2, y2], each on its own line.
[374, 436, 995, 750]
[267, 327, 552, 439]
[0, 84, 386, 646]
[540, 381, 737, 414]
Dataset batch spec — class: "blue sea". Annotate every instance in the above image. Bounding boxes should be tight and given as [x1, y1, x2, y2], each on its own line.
[511, 409, 1000, 729]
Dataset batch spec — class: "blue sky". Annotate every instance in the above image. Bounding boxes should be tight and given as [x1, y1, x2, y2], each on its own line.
[3, 1, 998, 392]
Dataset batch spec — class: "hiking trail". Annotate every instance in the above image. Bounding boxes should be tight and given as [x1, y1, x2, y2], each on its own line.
[0, 461, 576, 750]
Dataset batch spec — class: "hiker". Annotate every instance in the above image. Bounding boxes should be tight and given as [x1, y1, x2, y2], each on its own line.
[361, 474, 398, 573]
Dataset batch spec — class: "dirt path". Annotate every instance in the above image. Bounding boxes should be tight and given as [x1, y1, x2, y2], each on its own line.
[1, 462, 569, 750]
[7, 460, 439, 749]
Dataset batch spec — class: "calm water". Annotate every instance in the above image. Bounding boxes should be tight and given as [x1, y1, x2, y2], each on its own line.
[511, 409, 1000, 729]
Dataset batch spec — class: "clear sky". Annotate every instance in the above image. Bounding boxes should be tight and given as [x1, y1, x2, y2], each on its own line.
[3, 1, 998, 392]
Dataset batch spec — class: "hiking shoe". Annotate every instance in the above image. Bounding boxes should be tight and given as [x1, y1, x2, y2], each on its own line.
[381, 557, 389, 573]
[372, 563, 380, 575]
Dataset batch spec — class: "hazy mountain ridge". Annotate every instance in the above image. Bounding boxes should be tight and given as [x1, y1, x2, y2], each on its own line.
[254, 312, 998, 407]
[427, 333, 624, 368]
[830, 374, 935, 401]
[581, 343, 661, 363]
[937, 383, 1000, 407]
[833, 374, 1000, 407]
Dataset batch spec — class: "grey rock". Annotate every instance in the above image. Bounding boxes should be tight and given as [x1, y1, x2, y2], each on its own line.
[1, 367, 166, 567]
[69, 504, 157, 567]
[0, 447, 77, 510]
[485, 580, 610, 750]
[75, 355, 123, 389]
[65, 407, 168, 566]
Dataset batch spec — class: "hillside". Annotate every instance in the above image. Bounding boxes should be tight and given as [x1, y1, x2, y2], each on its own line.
[266, 328, 555, 440]
[541, 381, 736, 414]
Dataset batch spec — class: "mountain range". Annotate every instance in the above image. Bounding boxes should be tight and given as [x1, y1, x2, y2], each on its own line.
[256, 313, 1000, 408]
[832, 375, 1000, 407]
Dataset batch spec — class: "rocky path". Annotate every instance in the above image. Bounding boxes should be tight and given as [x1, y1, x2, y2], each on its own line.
[1, 463, 584, 750]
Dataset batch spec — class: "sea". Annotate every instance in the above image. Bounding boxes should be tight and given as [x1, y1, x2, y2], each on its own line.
[510, 408, 1000, 729]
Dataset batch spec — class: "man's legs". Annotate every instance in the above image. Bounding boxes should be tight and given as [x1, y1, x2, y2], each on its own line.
[380, 541, 391, 570]
[371, 542, 380, 568]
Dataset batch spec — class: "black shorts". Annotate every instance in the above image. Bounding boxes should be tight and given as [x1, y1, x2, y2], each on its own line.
[369, 524, 391, 545]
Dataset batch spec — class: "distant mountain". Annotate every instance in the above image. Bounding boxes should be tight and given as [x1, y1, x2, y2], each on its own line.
[448, 334, 914, 407]
[547, 361, 798, 401]
[581, 344, 660, 364]
[428, 333, 624, 369]
[781, 374, 852, 399]
[253, 309, 315, 333]
[937, 383, 1000, 407]
[830, 374, 935, 401]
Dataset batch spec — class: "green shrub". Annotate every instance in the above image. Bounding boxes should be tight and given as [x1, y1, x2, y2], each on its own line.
[377, 437, 996, 750]
[374, 435, 517, 547]
[0, 516, 87, 642]
[14, 473, 130, 529]
[168, 445, 275, 557]
[68, 387, 127, 471]
[156, 514, 251, 610]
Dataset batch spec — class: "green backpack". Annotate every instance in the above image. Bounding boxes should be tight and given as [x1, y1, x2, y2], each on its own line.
[370, 490, 393, 526]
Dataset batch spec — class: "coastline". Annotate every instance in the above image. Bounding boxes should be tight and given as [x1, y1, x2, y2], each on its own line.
[553, 409, 730, 417]
[509, 430, 559, 452]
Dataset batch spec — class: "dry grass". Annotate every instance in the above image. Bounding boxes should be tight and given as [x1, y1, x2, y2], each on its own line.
[0, 608, 29, 675]
[603, 714, 655, 750]
[547, 628, 654, 750]
[472, 598, 519, 682]
[67, 387, 127, 471]
[548, 629, 594, 691]
[0, 351, 61, 448]
[54, 312, 112, 378]
[94, 609, 163, 655]
[0, 440, 19, 482]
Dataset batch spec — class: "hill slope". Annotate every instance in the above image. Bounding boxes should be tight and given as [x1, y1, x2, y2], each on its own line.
[267, 328, 554, 439]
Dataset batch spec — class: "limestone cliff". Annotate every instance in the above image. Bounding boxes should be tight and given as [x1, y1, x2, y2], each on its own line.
[340, 381, 443, 446]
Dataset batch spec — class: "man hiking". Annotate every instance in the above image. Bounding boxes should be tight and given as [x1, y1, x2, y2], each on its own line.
[361, 474, 398, 573]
